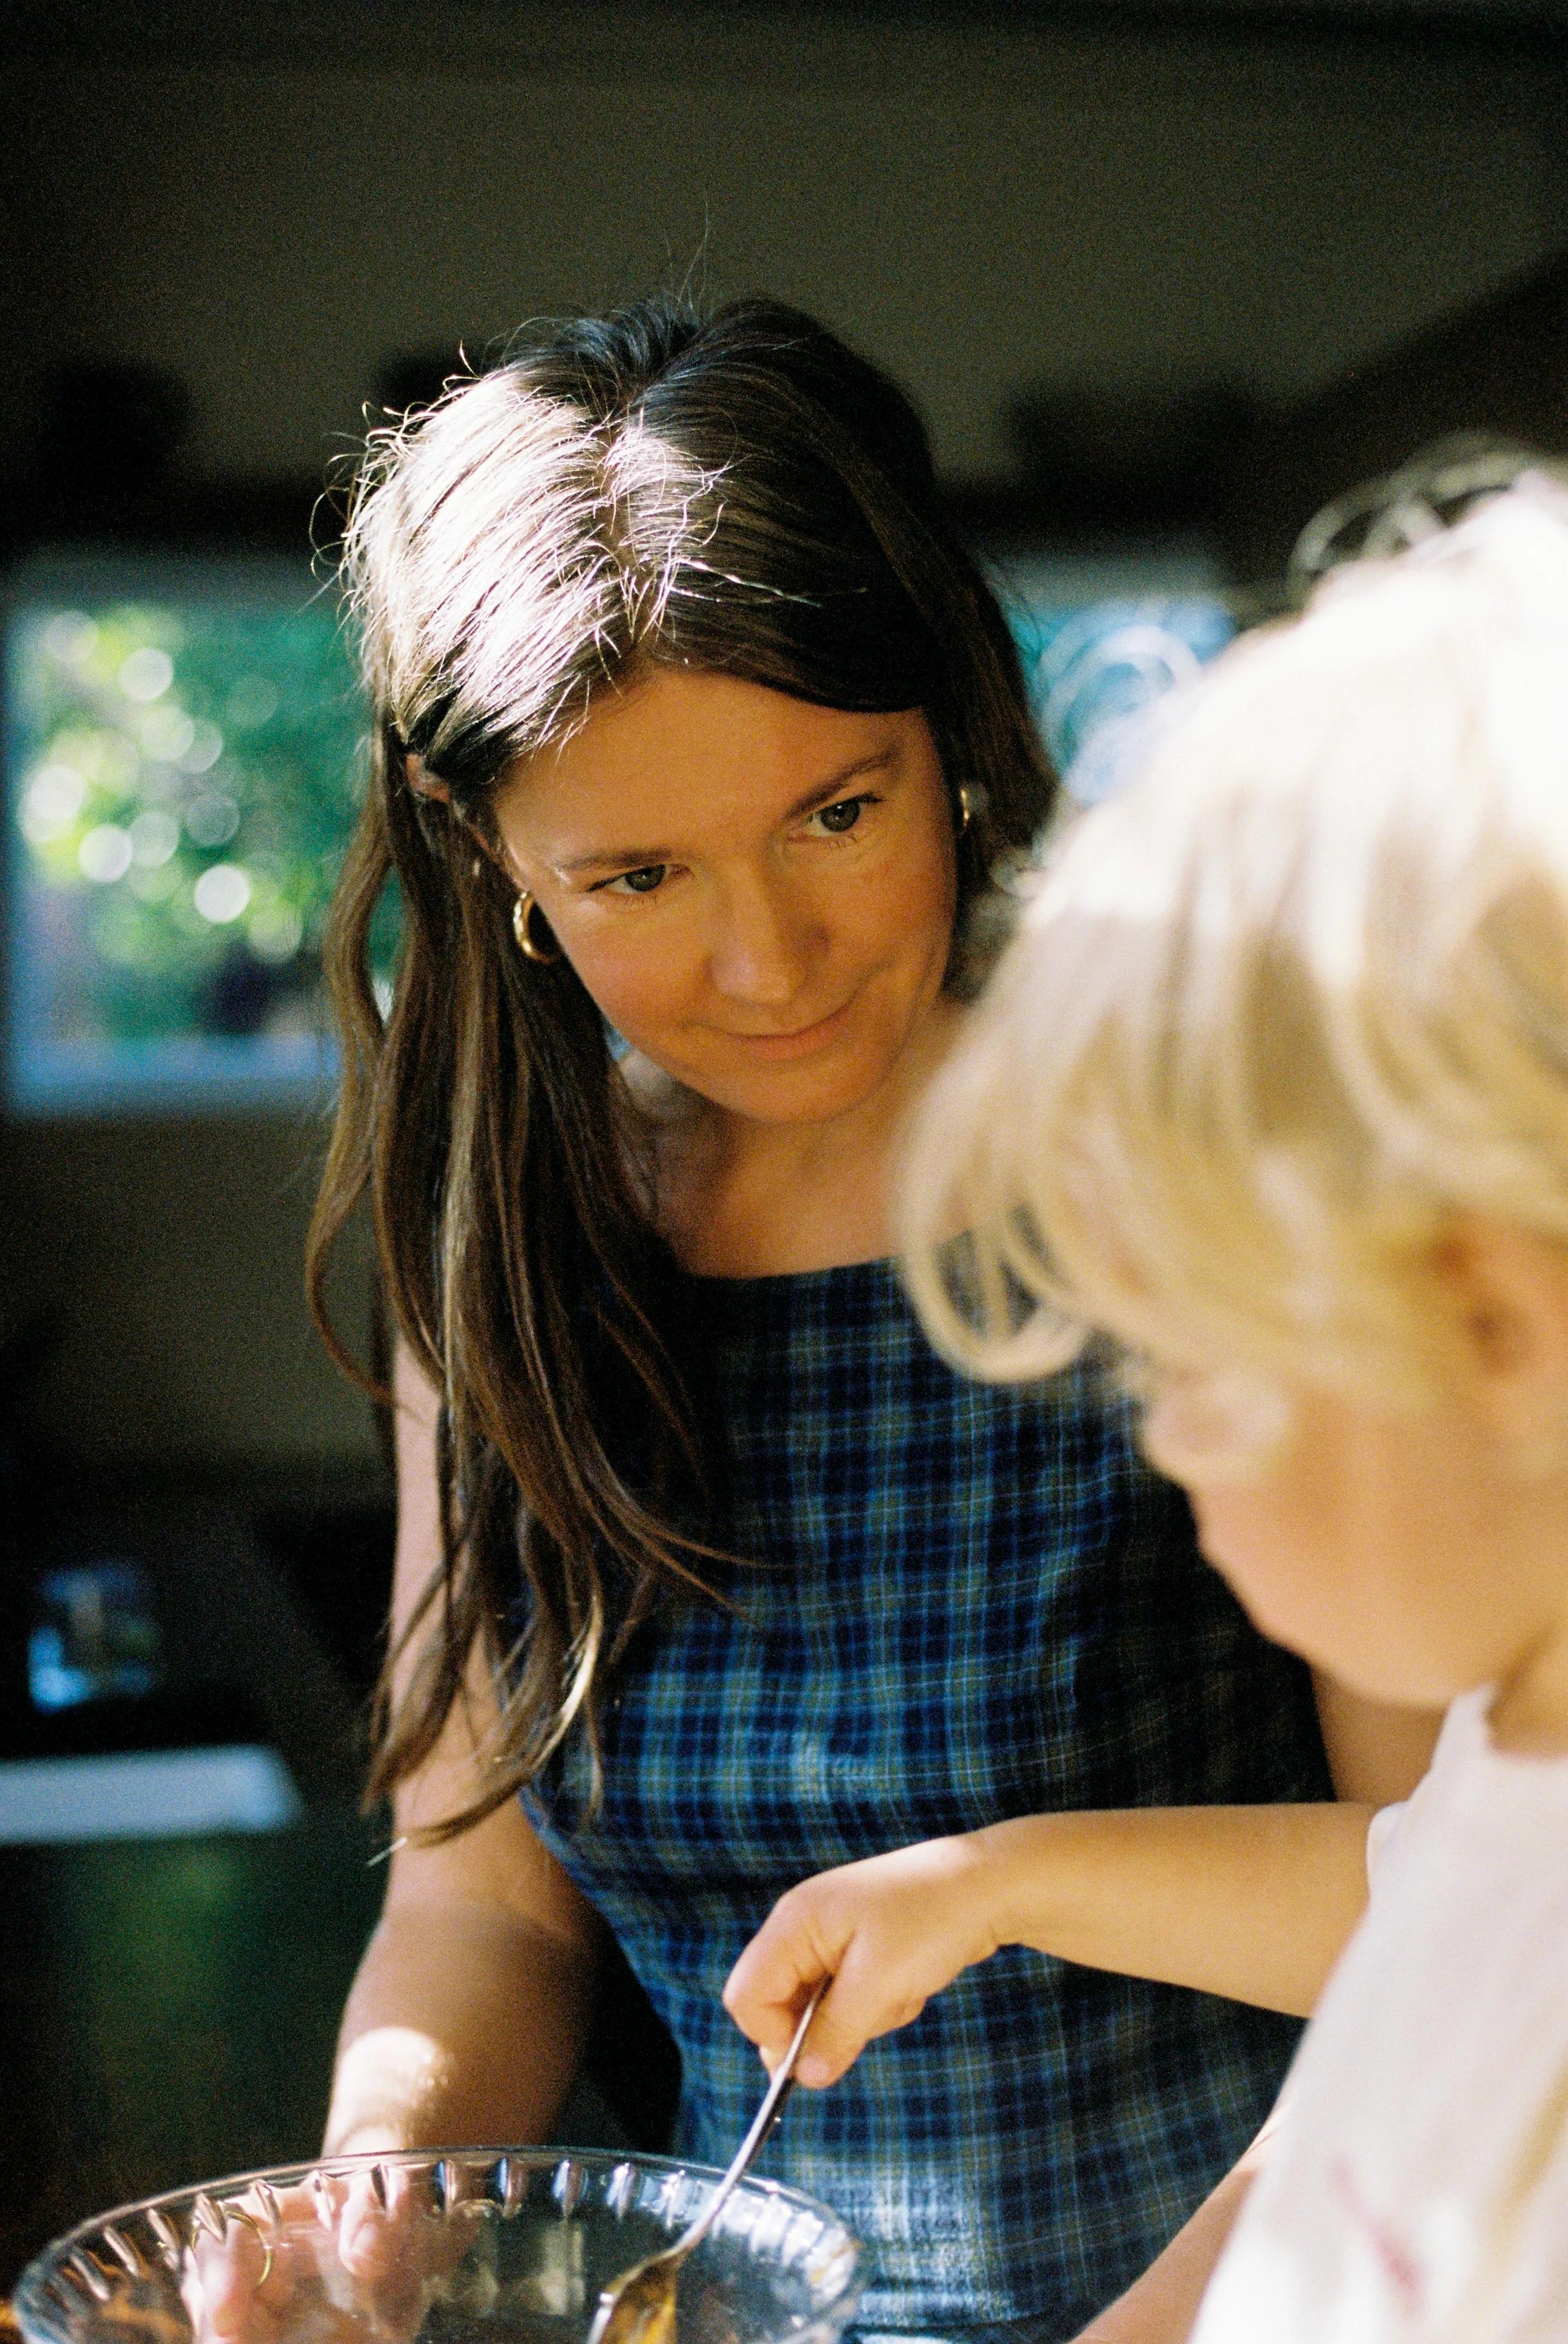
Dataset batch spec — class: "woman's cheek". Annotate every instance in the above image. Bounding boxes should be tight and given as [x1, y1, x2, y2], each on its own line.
[878, 819, 956, 960]
[559, 926, 690, 1048]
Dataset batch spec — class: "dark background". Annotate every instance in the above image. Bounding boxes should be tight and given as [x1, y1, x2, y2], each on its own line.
[0, 0, 1564, 2297]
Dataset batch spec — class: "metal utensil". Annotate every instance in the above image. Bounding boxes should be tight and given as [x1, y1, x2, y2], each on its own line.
[585, 1984, 828, 2344]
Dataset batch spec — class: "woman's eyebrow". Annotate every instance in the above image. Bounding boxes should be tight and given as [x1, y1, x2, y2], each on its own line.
[552, 748, 899, 879]
[784, 748, 896, 821]
[555, 840, 676, 879]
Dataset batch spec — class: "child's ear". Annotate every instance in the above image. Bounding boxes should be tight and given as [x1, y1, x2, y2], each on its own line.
[1428, 1217, 1568, 1468]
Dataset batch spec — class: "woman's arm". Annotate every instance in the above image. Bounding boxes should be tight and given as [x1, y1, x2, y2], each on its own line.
[324, 1343, 601, 2153]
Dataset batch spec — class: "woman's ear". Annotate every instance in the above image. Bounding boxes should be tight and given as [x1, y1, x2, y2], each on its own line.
[404, 750, 451, 806]
[1429, 1217, 1568, 1466]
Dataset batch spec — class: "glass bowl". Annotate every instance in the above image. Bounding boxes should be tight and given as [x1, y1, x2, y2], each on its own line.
[14, 2149, 864, 2344]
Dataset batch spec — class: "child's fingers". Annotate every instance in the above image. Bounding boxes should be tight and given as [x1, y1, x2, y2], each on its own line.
[723, 1906, 836, 2061]
[793, 1992, 869, 2087]
[795, 1945, 927, 2088]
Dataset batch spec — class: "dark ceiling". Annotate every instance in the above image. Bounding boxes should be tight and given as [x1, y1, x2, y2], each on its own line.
[4, 0, 1566, 61]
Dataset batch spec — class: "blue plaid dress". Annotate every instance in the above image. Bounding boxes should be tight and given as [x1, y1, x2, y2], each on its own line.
[523, 1259, 1330, 2342]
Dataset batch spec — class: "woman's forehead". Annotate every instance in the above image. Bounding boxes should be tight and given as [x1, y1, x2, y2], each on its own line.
[494, 671, 927, 858]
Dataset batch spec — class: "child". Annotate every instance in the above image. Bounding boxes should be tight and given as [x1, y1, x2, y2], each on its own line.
[725, 477, 1568, 2338]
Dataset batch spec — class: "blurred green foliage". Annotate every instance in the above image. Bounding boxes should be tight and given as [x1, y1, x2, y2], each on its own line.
[10, 586, 393, 1058]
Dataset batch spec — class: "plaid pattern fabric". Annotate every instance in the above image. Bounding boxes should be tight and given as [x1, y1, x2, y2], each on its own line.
[523, 1260, 1330, 2343]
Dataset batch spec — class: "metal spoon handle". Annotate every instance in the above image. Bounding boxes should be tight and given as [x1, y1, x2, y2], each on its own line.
[676, 1982, 826, 2256]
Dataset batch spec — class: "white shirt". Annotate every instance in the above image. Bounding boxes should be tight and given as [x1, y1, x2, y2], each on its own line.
[1192, 1689, 1568, 2343]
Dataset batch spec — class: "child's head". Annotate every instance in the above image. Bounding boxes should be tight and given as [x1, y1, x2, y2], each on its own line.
[902, 478, 1568, 1720]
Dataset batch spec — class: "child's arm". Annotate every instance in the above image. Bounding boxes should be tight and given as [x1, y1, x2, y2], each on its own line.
[724, 1802, 1374, 2087]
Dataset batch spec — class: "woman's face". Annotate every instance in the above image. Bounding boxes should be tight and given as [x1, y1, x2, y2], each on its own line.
[491, 668, 959, 1128]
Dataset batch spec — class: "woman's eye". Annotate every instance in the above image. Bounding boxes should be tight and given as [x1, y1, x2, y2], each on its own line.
[602, 864, 670, 896]
[811, 795, 873, 837]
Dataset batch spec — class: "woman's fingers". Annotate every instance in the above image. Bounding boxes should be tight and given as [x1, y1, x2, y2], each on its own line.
[331, 2162, 461, 2338]
[336, 2165, 411, 2283]
[179, 2192, 301, 2344]
[177, 2169, 454, 2344]
[334, 2171, 383, 2277]
[180, 2231, 275, 2344]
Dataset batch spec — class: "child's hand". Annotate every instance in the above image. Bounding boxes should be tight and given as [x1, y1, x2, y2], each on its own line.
[722, 1834, 1002, 2087]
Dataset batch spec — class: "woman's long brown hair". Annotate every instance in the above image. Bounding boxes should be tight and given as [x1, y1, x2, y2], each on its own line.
[307, 295, 1056, 1835]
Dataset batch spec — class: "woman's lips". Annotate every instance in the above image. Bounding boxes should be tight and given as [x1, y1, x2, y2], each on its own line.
[724, 996, 857, 1061]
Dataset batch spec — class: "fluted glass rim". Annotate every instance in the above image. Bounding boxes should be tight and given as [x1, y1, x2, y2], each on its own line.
[15, 2145, 864, 2344]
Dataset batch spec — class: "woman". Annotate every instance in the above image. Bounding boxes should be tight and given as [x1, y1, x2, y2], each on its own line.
[307, 296, 1429, 2342]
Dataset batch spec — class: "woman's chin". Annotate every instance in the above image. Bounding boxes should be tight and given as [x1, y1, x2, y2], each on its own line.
[717, 1038, 911, 1125]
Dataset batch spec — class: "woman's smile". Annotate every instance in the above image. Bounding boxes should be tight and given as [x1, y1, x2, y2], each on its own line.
[720, 994, 860, 1059]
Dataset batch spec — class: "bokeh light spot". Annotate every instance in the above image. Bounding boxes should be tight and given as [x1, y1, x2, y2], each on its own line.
[193, 864, 252, 924]
[21, 764, 89, 842]
[227, 675, 280, 728]
[118, 647, 174, 704]
[129, 809, 180, 867]
[43, 614, 100, 667]
[79, 825, 134, 884]
[247, 902, 304, 964]
[180, 722, 225, 773]
[184, 792, 240, 848]
[139, 704, 197, 763]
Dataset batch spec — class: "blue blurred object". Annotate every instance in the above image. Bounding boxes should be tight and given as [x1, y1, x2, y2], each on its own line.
[1031, 597, 1236, 804]
[0, 1744, 304, 1843]
[28, 1559, 163, 1712]
[1001, 549, 1237, 806]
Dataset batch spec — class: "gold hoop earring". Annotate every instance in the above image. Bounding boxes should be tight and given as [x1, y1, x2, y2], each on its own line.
[512, 890, 559, 964]
[957, 782, 986, 834]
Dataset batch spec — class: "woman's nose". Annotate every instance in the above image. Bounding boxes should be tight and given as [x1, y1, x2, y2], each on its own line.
[706, 877, 818, 1009]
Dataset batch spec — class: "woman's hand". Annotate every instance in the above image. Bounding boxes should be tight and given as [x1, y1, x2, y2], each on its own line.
[722, 1834, 1003, 2086]
[179, 2165, 470, 2344]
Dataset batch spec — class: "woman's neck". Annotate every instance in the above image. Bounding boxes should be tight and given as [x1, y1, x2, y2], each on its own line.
[635, 994, 965, 1279]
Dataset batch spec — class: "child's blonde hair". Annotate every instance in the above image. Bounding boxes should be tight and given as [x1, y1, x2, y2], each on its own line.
[900, 478, 1568, 1431]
